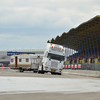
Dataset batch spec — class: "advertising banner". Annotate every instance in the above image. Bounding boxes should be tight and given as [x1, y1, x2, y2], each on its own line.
[7, 52, 35, 56]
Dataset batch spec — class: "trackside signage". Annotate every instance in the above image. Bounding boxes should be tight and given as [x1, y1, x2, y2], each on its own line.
[7, 52, 35, 56]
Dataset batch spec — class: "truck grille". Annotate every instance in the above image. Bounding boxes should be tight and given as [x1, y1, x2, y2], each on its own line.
[51, 61, 58, 69]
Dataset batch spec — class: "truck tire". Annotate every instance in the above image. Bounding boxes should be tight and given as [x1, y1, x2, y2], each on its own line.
[41, 66, 44, 74]
[42, 71, 44, 74]
[20, 69, 24, 72]
[58, 73, 61, 75]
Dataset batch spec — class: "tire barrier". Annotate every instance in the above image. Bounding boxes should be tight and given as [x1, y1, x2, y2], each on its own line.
[63, 64, 82, 69]
[64, 58, 100, 71]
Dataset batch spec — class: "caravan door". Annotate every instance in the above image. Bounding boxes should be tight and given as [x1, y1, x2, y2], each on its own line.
[15, 56, 18, 68]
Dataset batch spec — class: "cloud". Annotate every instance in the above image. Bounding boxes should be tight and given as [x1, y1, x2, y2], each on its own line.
[0, 0, 100, 49]
[0, 0, 99, 28]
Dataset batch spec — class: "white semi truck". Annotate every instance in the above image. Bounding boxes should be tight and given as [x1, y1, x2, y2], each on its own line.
[38, 43, 66, 75]
[10, 43, 66, 75]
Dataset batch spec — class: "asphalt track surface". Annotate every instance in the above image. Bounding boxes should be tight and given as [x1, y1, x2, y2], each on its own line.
[0, 67, 100, 100]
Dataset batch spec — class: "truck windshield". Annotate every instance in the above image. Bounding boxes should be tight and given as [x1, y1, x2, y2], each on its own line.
[47, 53, 65, 61]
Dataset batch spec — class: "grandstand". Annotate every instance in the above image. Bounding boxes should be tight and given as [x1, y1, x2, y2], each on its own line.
[48, 15, 100, 70]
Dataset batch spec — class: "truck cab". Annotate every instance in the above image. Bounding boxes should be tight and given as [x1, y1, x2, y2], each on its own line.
[41, 43, 65, 75]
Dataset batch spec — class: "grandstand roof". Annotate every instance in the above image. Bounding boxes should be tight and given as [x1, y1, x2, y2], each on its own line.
[48, 15, 100, 52]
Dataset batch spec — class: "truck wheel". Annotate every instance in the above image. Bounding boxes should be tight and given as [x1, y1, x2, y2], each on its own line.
[41, 66, 44, 74]
[38, 71, 40, 73]
[42, 71, 44, 74]
[58, 73, 61, 75]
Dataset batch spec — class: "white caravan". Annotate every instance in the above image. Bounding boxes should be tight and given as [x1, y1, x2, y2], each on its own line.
[10, 54, 43, 72]
[38, 43, 66, 75]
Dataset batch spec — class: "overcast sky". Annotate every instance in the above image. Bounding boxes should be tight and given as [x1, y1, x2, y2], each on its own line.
[0, 0, 100, 50]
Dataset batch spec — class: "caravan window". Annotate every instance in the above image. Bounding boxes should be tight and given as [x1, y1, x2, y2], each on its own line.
[26, 58, 29, 62]
[19, 59, 22, 62]
[11, 59, 14, 62]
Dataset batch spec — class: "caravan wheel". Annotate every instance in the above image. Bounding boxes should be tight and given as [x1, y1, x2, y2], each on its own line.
[33, 70, 37, 73]
[21, 69, 24, 72]
[19, 69, 24, 72]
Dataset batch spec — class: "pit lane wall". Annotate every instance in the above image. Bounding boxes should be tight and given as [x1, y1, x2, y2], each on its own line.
[64, 58, 100, 70]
